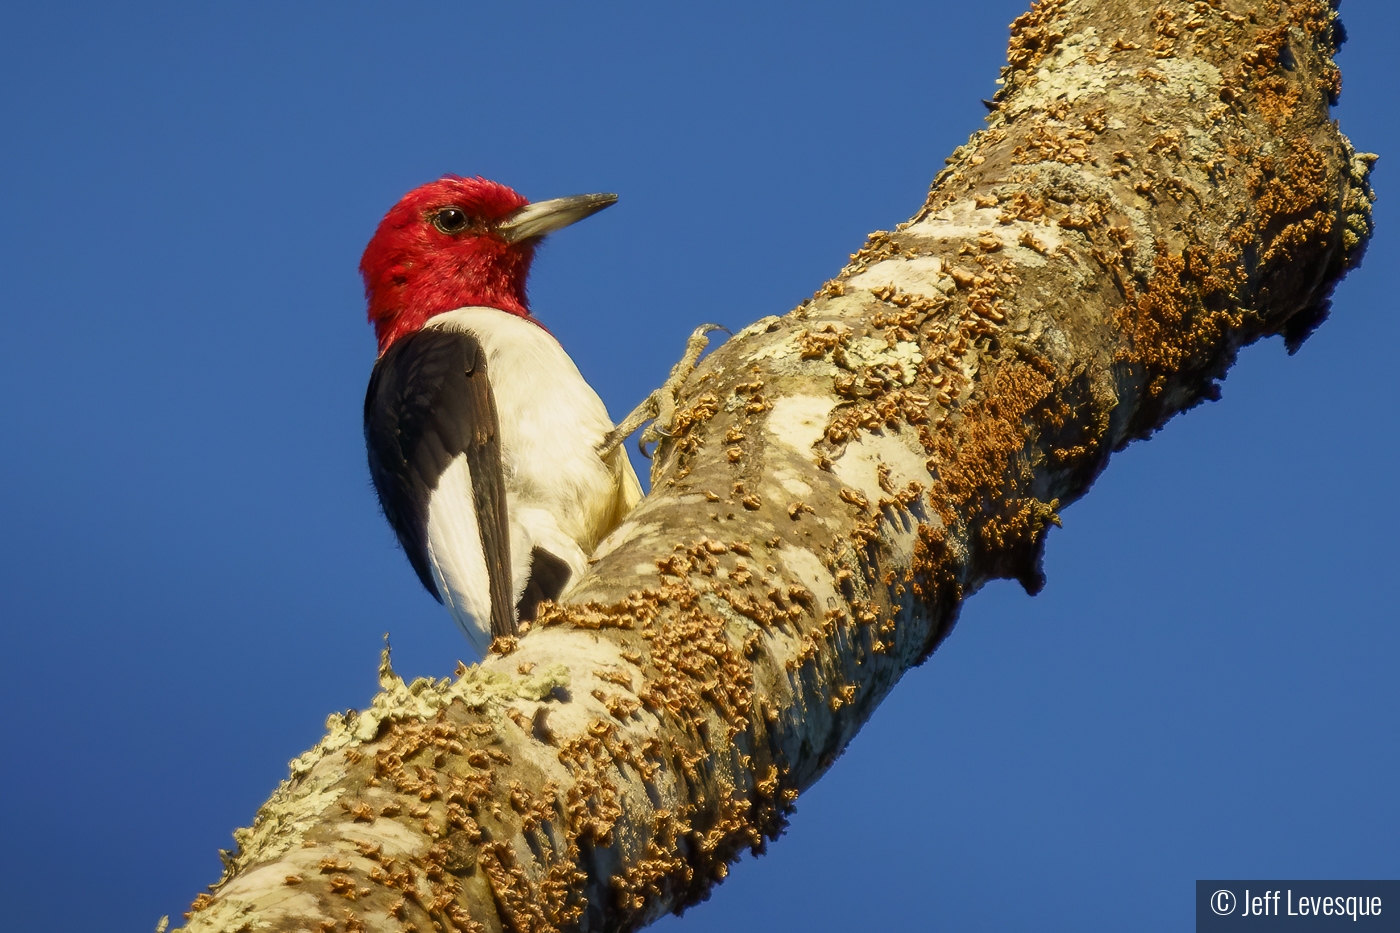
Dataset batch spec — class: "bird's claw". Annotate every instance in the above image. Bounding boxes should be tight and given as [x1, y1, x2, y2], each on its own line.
[636, 422, 672, 460]
[598, 323, 727, 461]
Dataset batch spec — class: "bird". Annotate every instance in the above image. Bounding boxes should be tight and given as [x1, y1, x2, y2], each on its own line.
[360, 175, 644, 657]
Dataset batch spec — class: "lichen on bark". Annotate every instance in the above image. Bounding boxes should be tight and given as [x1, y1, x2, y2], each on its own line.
[173, 2, 1374, 931]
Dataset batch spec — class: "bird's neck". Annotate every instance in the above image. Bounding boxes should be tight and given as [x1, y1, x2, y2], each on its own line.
[369, 244, 537, 354]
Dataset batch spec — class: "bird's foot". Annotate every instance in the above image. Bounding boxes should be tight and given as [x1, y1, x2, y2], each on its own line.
[599, 324, 727, 459]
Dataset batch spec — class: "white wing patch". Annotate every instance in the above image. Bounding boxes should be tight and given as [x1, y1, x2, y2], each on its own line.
[426, 455, 496, 657]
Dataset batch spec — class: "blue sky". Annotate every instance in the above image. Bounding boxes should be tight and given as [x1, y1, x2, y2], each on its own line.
[0, 2, 1394, 930]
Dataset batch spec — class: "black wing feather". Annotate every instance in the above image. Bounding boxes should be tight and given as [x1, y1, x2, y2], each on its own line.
[515, 547, 573, 624]
[364, 329, 516, 641]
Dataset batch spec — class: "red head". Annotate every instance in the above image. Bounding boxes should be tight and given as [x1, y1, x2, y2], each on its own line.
[360, 175, 616, 354]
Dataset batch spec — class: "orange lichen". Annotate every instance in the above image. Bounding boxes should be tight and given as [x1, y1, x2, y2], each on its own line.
[843, 230, 902, 275]
[824, 388, 931, 445]
[666, 392, 721, 478]
[612, 812, 695, 912]
[489, 635, 520, 656]
[480, 840, 582, 932]
[998, 191, 1047, 224]
[1151, 4, 1180, 58]
[1010, 124, 1094, 165]
[635, 596, 754, 732]
[796, 323, 851, 359]
[1113, 245, 1243, 397]
[592, 688, 642, 720]
[185, 893, 215, 919]
[1005, 0, 1067, 74]
[928, 363, 1051, 509]
[1250, 140, 1334, 266]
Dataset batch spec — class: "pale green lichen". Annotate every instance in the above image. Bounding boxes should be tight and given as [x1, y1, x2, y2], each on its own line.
[1012, 27, 1111, 107]
[212, 644, 571, 890]
[1342, 151, 1378, 262]
[283, 646, 569, 775]
[841, 333, 924, 381]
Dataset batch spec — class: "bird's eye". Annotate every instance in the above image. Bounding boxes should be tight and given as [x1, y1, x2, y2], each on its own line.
[432, 207, 471, 234]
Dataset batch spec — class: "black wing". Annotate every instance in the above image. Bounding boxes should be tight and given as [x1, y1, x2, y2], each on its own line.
[364, 328, 516, 641]
[516, 546, 573, 624]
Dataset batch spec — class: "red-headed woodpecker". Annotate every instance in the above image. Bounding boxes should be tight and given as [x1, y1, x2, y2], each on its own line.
[361, 176, 642, 656]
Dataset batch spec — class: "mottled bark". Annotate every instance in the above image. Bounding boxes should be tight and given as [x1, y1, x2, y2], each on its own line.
[174, 2, 1374, 931]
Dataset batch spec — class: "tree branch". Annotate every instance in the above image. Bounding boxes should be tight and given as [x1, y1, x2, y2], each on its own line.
[175, 1, 1374, 930]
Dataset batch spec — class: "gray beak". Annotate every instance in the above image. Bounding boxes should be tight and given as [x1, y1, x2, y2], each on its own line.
[497, 192, 618, 244]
